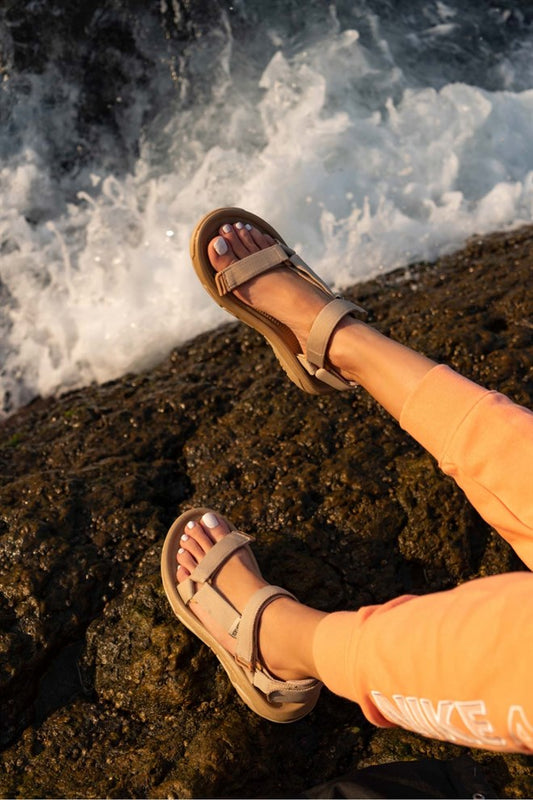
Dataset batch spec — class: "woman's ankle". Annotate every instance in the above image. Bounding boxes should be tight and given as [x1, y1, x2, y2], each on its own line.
[259, 597, 326, 681]
[328, 320, 436, 420]
[326, 317, 371, 384]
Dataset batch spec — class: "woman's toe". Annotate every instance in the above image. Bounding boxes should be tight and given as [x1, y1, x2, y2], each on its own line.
[218, 223, 252, 259]
[177, 547, 197, 578]
[207, 221, 278, 276]
[179, 530, 208, 562]
[234, 221, 259, 250]
[247, 226, 276, 249]
[183, 519, 216, 551]
[174, 511, 230, 584]
[199, 511, 231, 542]
[208, 235, 235, 268]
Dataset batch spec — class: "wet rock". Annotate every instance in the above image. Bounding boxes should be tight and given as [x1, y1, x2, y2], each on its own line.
[0, 0, 226, 177]
[0, 225, 532, 797]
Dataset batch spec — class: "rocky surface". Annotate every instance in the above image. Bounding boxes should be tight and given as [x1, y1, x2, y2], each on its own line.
[0, 224, 533, 798]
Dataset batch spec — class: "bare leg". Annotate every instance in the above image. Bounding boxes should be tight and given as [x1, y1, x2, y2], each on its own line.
[208, 221, 435, 421]
[179, 220, 437, 681]
[176, 218, 533, 751]
[328, 320, 435, 420]
[176, 219, 438, 679]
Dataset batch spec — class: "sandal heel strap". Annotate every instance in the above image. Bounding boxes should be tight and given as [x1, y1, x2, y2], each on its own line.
[234, 585, 296, 669]
[298, 297, 367, 391]
[306, 298, 366, 369]
[253, 670, 322, 704]
[235, 585, 323, 705]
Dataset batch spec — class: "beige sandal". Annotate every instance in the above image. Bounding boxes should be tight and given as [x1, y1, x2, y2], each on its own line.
[190, 207, 367, 394]
[161, 507, 322, 723]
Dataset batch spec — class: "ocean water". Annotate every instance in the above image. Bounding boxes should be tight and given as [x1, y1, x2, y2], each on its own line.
[1, 0, 533, 417]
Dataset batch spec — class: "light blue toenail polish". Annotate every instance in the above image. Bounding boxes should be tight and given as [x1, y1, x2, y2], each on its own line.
[235, 221, 244, 229]
[202, 512, 219, 528]
[245, 223, 253, 230]
[222, 224, 232, 233]
[213, 236, 228, 255]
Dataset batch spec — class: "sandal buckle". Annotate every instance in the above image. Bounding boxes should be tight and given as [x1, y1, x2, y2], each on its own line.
[234, 652, 253, 671]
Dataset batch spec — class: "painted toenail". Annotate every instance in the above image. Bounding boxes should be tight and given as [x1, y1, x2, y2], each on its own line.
[178, 547, 185, 554]
[235, 221, 244, 229]
[245, 223, 252, 230]
[181, 533, 189, 541]
[222, 224, 232, 233]
[213, 236, 228, 255]
[202, 512, 219, 528]
[186, 520, 195, 529]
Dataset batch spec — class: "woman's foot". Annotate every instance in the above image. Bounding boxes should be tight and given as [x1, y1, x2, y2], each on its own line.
[207, 220, 364, 382]
[201, 212, 437, 419]
[176, 510, 313, 682]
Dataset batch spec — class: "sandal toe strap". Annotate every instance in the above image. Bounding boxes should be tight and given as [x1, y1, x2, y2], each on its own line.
[215, 243, 333, 298]
[177, 530, 253, 606]
[216, 244, 290, 295]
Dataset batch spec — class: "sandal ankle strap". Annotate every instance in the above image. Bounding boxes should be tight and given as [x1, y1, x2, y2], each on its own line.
[235, 584, 322, 704]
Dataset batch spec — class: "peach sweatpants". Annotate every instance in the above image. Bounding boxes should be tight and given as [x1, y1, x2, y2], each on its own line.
[312, 364, 533, 753]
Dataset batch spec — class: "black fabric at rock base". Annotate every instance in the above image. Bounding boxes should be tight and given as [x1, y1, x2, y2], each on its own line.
[301, 755, 497, 799]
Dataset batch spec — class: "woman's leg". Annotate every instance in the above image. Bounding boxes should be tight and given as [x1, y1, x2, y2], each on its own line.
[176, 218, 533, 753]
[208, 221, 436, 422]
[208, 220, 533, 567]
[178, 513, 533, 754]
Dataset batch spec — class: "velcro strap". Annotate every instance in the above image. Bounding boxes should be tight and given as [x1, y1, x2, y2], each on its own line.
[234, 585, 296, 669]
[214, 241, 338, 302]
[192, 582, 241, 636]
[215, 244, 291, 295]
[177, 577, 196, 605]
[297, 354, 356, 391]
[253, 670, 322, 703]
[187, 530, 253, 585]
[306, 298, 363, 369]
